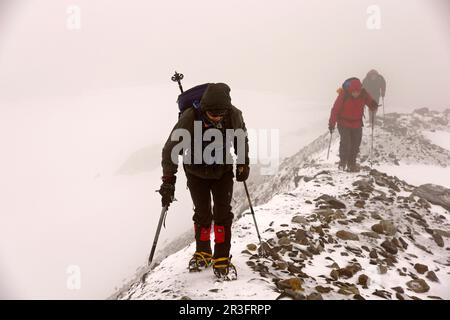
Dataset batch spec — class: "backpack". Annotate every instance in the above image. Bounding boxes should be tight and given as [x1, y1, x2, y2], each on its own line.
[176, 83, 210, 119]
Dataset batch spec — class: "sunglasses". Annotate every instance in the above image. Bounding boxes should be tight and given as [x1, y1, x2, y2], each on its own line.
[206, 110, 227, 118]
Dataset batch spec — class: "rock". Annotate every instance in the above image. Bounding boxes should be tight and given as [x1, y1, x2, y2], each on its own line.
[396, 293, 405, 300]
[287, 263, 303, 274]
[247, 243, 257, 251]
[315, 286, 332, 294]
[330, 269, 339, 280]
[433, 233, 445, 247]
[358, 274, 370, 288]
[415, 243, 432, 254]
[392, 286, 404, 294]
[369, 249, 378, 259]
[353, 179, 373, 192]
[259, 242, 281, 260]
[378, 265, 388, 274]
[361, 231, 380, 239]
[276, 231, 288, 239]
[307, 292, 323, 300]
[336, 283, 360, 296]
[277, 278, 304, 291]
[373, 290, 392, 299]
[314, 194, 346, 209]
[355, 200, 365, 208]
[371, 224, 384, 234]
[292, 216, 309, 225]
[295, 229, 309, 245]
[282, 289, 306, 300]
[414, 263, 428, 274]
[426, 271, 439, 282]
[353, 294, 365, 300]
[274, 261, 288, 270]
[307, 243, 323, 255]
[398, 237, 408, 249]
[381, 239, 398, 254]
[279, 237, 291, 246]
[370, 212, 383, 220]
[180, 296, 192, 300]
[413, 184, 450, 212]
[433, 229, 450, 238]
[406, 279, 430, 293]
[380, 220, 397, 236]
[336, 230, 359, 241]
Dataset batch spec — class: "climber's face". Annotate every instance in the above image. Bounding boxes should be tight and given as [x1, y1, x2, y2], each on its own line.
[351, 90, 361, 98]
[206, 111, 225, 123]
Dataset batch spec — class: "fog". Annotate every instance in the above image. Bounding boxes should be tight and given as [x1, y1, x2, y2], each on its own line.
[0, 0, 448, 299]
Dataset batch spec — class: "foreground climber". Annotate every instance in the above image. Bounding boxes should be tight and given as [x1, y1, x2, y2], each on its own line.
[328, 78, 379, 172]
[159, 83, 250, 280]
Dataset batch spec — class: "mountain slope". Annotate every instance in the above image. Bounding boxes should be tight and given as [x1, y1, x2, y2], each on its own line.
[118, 164, 450, 300]
[115, 108, 450, 300]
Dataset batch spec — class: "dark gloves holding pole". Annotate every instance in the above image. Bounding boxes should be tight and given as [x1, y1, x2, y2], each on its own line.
[236, 164, 250, 182]
[159, 175, 176, 207]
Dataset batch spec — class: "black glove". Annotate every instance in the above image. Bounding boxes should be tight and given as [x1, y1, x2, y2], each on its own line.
[236, 164, 250, 182]
[159, 176, 176, 207]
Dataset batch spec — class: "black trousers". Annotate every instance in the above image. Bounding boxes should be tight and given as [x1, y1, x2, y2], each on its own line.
[338, 125, 362, 167]
[186, 170, 234, 258]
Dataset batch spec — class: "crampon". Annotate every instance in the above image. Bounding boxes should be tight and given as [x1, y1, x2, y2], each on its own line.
[213, 256, 237, 281]
[188, 252, 212, 272]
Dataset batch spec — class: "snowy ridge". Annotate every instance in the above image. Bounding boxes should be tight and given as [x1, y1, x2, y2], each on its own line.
[118, 163, 450, 300]
[116, 108, 450, 300]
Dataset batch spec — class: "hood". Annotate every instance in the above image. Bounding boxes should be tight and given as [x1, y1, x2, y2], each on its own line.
[200, 83, 233, 112]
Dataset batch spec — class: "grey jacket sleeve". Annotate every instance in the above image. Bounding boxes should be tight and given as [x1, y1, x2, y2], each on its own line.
[161, 109, 195, 177]
[380, 76, 386, 97]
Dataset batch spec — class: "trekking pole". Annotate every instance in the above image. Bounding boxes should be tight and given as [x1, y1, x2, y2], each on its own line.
[382, 97, 385, 123]
[370, 116, 375, 168]
[327, 131, 333, 160]
[243, 181, 266, 256]
[148, 206, 170, 267]
[171, 71, 184, 93]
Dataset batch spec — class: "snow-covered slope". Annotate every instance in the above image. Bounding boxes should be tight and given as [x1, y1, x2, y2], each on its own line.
[115, 108, 450, 300]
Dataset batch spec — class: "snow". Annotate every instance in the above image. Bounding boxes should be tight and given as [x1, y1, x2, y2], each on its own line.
[119, 162, 450, 300]
[374, 163, 450, 189]
[423, 130, 450, 151]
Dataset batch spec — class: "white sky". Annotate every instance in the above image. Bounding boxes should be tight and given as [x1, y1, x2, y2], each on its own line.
[0, 0, 449, 109]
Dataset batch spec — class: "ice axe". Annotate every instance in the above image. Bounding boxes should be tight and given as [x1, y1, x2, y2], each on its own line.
[148, 206, 169, 267]
[148, 189, 177, 267]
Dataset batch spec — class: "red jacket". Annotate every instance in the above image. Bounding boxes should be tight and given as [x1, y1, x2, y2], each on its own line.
[329, 89, 378, 129]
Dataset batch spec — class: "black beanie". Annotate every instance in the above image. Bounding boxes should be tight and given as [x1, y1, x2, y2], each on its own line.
[200, 83, 233, 112]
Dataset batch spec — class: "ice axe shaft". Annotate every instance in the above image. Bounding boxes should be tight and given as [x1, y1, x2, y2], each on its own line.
[243, 181, 262, 245]
[327, 131, 333, 160]
[148, 206, 169, 267]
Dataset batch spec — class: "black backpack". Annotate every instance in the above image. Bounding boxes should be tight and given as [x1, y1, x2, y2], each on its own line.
[176, 83, 209, 118]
